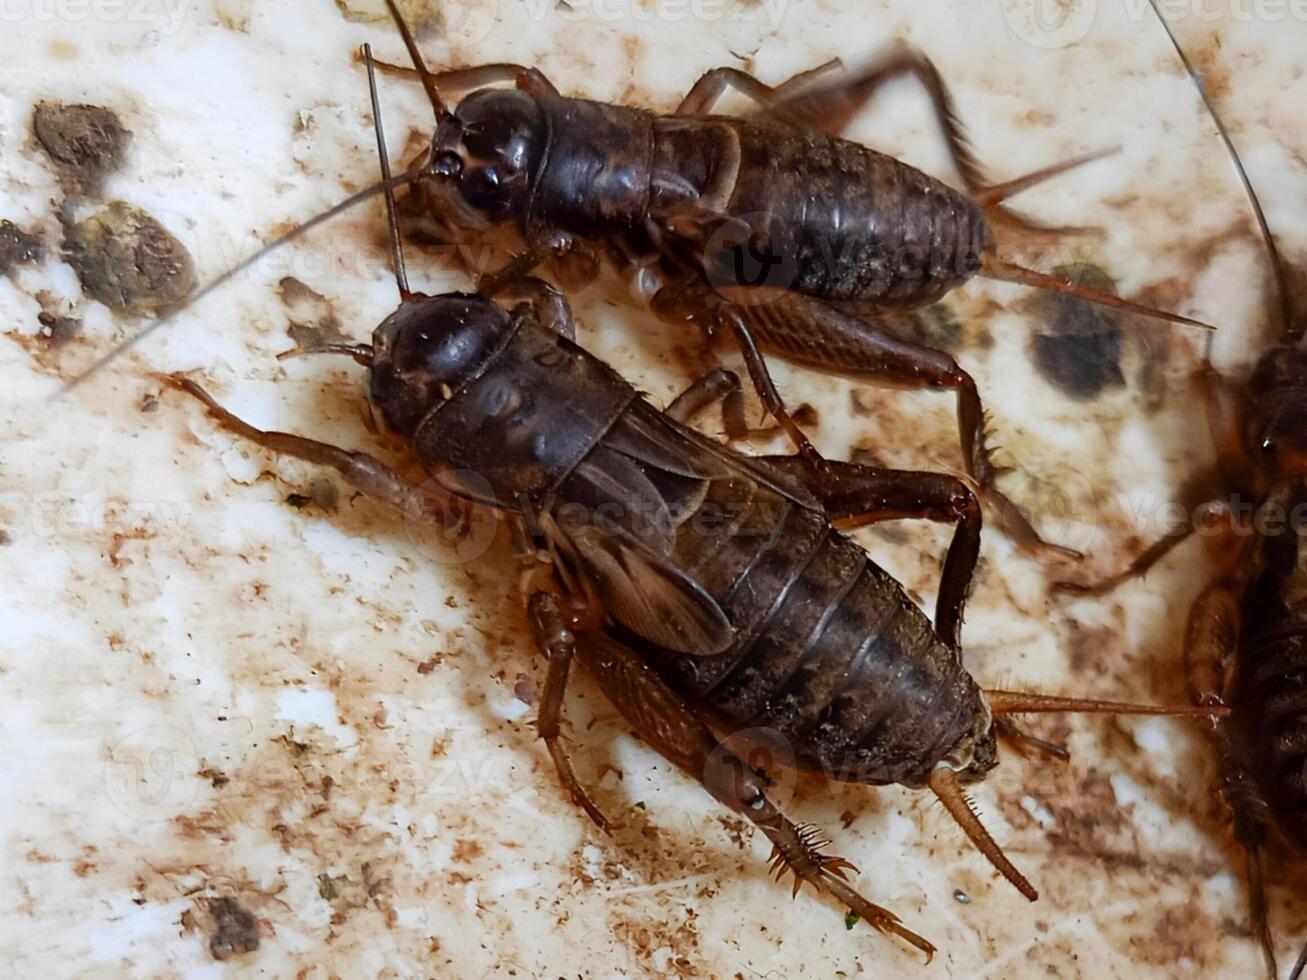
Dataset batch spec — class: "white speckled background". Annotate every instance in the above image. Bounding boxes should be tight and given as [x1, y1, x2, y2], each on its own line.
[2, 1, 1306, 976]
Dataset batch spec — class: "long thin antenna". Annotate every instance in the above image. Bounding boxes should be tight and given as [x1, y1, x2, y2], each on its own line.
[55, 171, 427, 398]
[1149, 0, 1294, 341]
[364, 43, 411, 301]
[383, 0, 448, 120]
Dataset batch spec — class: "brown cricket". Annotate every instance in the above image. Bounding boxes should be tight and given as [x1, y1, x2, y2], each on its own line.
[1057, 9, 1307, 977]
[369, 0, 1216, 556]
[69, 3, 1217, 563]
[151, 50, 1225, 963]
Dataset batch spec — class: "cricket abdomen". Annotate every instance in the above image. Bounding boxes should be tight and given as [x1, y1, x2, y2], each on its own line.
[652, 461, 986, 788]
[651, 116, 991, 310]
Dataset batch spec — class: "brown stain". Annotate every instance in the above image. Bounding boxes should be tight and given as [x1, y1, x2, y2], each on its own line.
[31, 102, 131, 196]
[277, 276, 352, 349]
[205, 896, 262, 960]
[63, 201, 196, 315]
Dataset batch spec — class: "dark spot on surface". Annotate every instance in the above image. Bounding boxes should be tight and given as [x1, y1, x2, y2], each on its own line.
[205, 896, 260, 960]
[1025, 263, 1125, 401]
[907, 302, 963, 349]
[277, 276, 351, 350]
[37, 311, 82, 346]
[953, 889, 971, 904]
[0, 221, 43, 275]
[64, 201, 195, 314]
[32, 102, 130, 194]
[0, 529, 11, 546]
[198, 766, 229, 789]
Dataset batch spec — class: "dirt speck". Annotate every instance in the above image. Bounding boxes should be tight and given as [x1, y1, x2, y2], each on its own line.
[205, 896, 260, 960]
[32, 102, 131, 194]
[37, 310, 83, 347]
[1024, 263, 1125, 401]
[277, 276, 351, 349]
[64, 201, 195, 314]
[0, 221, 43, 275]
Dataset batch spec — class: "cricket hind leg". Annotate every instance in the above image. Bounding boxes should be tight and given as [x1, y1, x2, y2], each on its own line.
[737, 293, 1079, 560]
[674, 59, 843, 117]
[552, 599, 935, 960]
[758, 455, 980, 651]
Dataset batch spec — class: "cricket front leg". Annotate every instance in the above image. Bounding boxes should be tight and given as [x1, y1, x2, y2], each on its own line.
[565, 613, 935, 961]
[163, 376, 449, 521]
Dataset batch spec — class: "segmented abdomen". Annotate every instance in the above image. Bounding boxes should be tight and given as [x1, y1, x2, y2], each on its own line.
[652, 460, 983, 788]
[691, 118, 990, 309]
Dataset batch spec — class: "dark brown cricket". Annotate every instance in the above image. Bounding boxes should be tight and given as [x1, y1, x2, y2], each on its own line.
[169, 271, 1224, 961]
[1057, 9, 1307, 976]
[374, 0, 1213, 558]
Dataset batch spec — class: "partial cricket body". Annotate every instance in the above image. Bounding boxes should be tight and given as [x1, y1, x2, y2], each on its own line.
[374, 0, 1213, 560]
[1057, 11, 1307, 976]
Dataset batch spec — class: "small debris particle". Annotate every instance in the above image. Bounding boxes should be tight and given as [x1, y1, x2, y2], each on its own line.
[513, 674, 535, 705]
[198, 767, 229, 789]
[953, 888, 971, 904]
[0, 530, 11, 546]
[32, 102, 131, 194]
[278, 276, 350, 350]
[205, 896, 260, 960]
[0, 220, 43, 275]
[844, 912, 859, 930]
[417, 653, 443, 674]
[140, 393, 159, 413]
[634, 801, 646, 810]
[285, 493, 312, 509]
[37, 311, 82, 346]
[64, 201, 195, 314]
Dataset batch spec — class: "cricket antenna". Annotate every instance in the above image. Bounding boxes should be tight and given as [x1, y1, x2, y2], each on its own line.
[383, 0, 449, 121]
[1149, 0, 1294, 342]
[364, 42, 411, 301]
[53, 169, 427, 399]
